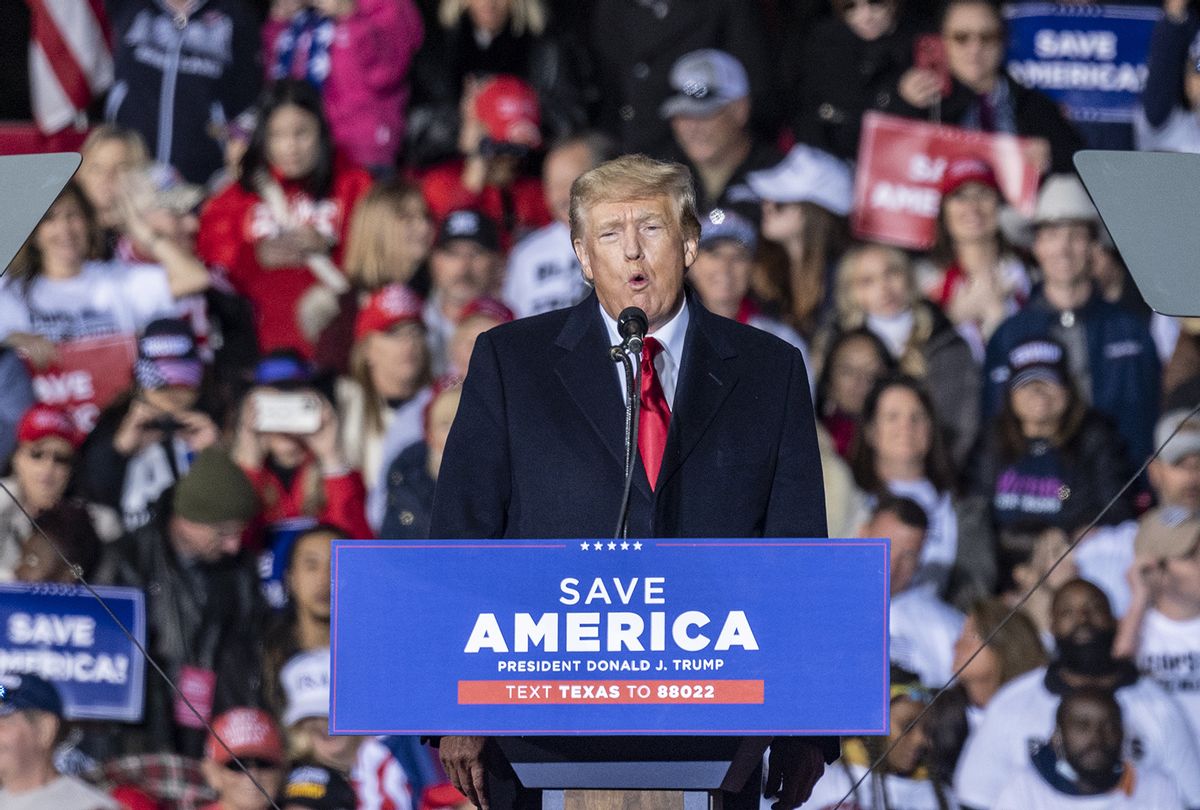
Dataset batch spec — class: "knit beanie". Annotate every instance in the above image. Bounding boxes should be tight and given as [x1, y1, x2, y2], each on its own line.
[172, 447, 260, 524]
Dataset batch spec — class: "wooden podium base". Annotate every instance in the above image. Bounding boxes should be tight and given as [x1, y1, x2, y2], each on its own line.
[548, 790, 719, 810]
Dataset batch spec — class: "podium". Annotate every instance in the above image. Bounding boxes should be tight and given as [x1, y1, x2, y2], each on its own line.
[329, 538, 889, 810]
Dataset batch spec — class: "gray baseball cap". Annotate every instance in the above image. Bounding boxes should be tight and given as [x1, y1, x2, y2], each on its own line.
[659, 49, 749, 119]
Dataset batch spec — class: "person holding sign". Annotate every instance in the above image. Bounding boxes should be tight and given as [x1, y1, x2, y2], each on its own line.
[430, 154, 834, 809]
[881, 0, 1083, 174]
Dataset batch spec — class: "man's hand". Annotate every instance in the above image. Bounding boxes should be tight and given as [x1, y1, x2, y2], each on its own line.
[764, 738, 827, 810]
[440, 735, 490, 810]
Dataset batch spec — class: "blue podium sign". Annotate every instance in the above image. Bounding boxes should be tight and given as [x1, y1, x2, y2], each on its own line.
[0, 583, 146, 722]
[330, 538, 889, 736]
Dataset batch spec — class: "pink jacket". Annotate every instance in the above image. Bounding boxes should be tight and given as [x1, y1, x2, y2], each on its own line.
[264, 0, 424, 169]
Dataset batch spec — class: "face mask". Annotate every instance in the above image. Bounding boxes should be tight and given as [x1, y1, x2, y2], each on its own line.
[1055, 628, 1117, 674]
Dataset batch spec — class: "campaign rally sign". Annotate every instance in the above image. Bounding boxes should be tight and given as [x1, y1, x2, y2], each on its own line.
[1006, 3, 1160, 125]
[853, 112, 1039, 250]
[0, 583, 145, 721]
[31, 335, 137, 434]
[331, 538, 889, 735]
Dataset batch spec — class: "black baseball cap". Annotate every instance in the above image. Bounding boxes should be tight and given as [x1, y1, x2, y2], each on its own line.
[435, 210, 500, 253]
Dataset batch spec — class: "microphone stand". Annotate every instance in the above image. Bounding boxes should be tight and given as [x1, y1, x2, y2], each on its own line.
[611, 343, 642, 540]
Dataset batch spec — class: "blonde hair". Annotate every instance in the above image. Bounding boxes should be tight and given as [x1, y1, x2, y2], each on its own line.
[832, 243, 930, 377]
[81, 124, 149, 165]
[439, 0, 547, 35]
[342, 180, 429, 290]
[569, 154, 701, 244]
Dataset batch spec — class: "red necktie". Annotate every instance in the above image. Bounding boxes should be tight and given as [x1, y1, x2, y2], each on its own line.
[638, 337, 671, 490]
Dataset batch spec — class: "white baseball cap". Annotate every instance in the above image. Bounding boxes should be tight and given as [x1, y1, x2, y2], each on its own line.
[746, 144, 854, 216]
[281, 648, 331, 727]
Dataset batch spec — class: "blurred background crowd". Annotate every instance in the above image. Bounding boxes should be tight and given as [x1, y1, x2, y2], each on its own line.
[1, 0, 1200, 807]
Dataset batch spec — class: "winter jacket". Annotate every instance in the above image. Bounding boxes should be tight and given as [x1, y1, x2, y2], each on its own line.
[878, 72, 1084, 174]
[92, 497, 267, 757]
[983, 288, 1161, 467]
[196, 155, 373, 358]
[379, 441, 435, 539]
[263, 0, 424, 170]
[105, 0, 262, 184]
[1142, 13, 1199, 129]
[405, 13, 587, 167]
[783, 16, 920, 162]
[970, 411, 1135, 535]
[580, 0, 776, 156]
[239, 454, 374, 542]
[420, 160, 551, 251]
[823, 300, 980, 468]
[75, 395, 215, 531]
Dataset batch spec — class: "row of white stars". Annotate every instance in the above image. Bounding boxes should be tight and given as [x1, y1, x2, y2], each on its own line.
[580, 541, 643, 550]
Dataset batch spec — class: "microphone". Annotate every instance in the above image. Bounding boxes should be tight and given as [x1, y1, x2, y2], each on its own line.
[617, 307, 648, 356]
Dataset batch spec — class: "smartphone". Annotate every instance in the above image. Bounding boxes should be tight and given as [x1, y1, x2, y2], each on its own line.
[915, 34, 952, 98]
[254, 391, 322, 435]
[144, 415, 186, 433]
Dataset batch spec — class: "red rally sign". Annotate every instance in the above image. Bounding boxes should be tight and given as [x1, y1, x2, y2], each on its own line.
[852, 112, 1040, 250]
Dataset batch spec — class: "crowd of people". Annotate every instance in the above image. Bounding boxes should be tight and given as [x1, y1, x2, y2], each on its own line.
[2, 0, 1200, 807]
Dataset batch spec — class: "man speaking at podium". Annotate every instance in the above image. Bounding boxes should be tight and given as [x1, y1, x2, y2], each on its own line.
[429, 155, 836, 810]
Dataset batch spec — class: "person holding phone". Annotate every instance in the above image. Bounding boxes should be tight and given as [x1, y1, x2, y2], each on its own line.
[233, 351, 374, 545]
[882, 0, 1082, 175]
[76, 318, 219, 532]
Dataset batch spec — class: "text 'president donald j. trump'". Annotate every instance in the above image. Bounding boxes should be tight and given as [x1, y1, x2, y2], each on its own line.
[430, 155, 837, 810]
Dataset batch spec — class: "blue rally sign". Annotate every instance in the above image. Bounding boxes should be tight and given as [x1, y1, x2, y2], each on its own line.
[331, 539, 889, 735]
[0, 583, 145, 722]
[1006, 3, 1160, 124]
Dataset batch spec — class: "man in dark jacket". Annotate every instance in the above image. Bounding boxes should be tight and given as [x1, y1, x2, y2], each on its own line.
[93, 446, 264, 758]
[104, 0, 262, 183]
[661, 49, 781, 223]
[580, 0, 776, 157]
[983, 176, 1159, 468]
[431, 155, 834, 810]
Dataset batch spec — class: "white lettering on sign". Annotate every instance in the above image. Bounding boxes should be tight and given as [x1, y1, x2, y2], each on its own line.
[464, 611, 759, 653]
[558, 577, 668, 606]
[8, 613, 96, 647]
[31, 371, 95, 404]
[907, 154, 946, 184]
[869, 182, 942, 217]
[1034, 29, 1117, 61]
[1009, 60, 1146, 93]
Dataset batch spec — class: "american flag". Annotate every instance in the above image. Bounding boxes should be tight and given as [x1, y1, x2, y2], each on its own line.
[27, 0, 113, 134]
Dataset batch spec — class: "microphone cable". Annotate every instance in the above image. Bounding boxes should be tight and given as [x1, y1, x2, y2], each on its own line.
[830, 397, 1200, 810]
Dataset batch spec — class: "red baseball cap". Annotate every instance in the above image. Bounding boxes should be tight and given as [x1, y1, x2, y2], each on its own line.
[460, 296, 515, 326]
[355, 284, 425, 342]
[475, 76, 542, 149]
[939, 157, 1000, 198]
[205, 707, 284, 766]
[17, 404, 82, 448]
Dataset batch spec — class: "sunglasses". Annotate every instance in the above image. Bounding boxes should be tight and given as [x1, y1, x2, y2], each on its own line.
[946, 30, 1004, 46]
[24, 448, 74, 466]
[839, 0, 888, 12]
[224, 758, 282, 773]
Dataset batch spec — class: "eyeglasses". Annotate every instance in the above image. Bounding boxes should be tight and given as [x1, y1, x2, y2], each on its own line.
[24, 448, 74, 466]
[223, 758, 281, 773]
[839, 0, 888, 13]
[946, 29, 1004, 46]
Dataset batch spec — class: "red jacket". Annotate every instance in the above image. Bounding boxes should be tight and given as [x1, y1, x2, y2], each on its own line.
[241, 455, 375, 542]
[197, 156, 372, 357]
[420, 160, 550, 252]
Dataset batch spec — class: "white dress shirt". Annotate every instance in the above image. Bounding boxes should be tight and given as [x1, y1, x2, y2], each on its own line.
[599, 297, 689, 408]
